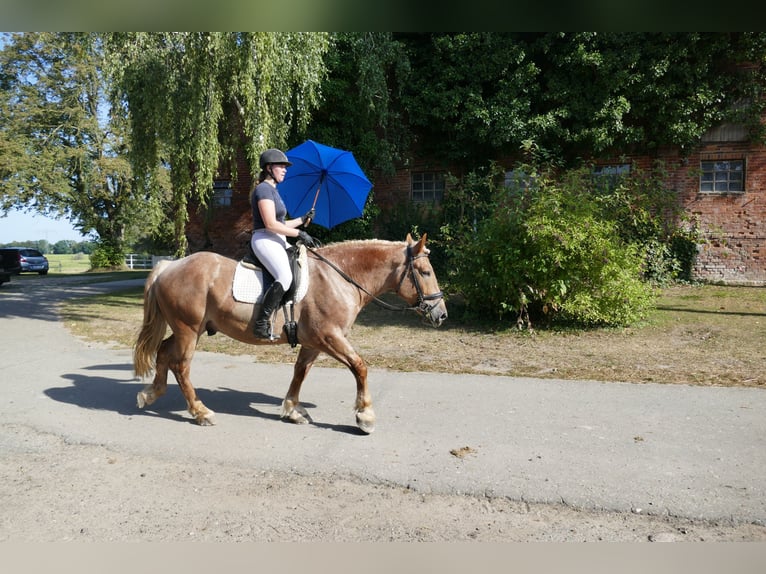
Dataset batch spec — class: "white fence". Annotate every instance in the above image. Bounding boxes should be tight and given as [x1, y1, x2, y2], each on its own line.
[125, 254, 174, 270]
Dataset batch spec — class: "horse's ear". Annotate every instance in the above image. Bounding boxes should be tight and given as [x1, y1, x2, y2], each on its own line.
[406, 233, 428, 253]
[413, 233, 427, 254]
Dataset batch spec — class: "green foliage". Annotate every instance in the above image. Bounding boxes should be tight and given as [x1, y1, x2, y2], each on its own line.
[669, 229, 700, 283]
[89, 239, 126, 269]
[106, 32, 330, 256]
[396, 32, 766, 166]
[306, 33, 412, 177]
[0, 33, 160, 257]
[444, 164, 659, 327]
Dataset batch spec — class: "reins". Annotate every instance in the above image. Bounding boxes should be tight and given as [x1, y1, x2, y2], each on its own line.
[306, 243, 443, 314]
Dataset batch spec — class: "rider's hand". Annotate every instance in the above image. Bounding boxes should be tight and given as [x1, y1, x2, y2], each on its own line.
[301, 208, 315, 225]
[297, 230, 319, 248]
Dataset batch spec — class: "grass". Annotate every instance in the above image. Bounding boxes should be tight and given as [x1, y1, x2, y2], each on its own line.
[55, 277, 766, 389]
[45, 253, 93, 274]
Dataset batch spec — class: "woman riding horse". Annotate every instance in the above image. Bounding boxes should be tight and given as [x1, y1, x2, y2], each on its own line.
[250, 148, 318, 339]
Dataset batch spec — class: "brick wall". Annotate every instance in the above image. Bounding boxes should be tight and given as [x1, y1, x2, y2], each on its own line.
[371, 142, 766, 285]
[674, 142, 766, 284]
[186, 148, 255, 259]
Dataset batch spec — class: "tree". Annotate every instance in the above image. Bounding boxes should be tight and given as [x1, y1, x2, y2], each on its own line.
[307, 33, 412, 177]
[106, 32, 330, 255]
[395, 33, 766, 166]
[0, 33, 156, 267]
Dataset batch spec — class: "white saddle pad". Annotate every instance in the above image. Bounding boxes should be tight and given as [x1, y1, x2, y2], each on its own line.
[232, 245, 309, 304]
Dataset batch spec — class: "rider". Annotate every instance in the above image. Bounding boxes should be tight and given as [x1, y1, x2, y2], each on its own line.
[251, 148, 318, 340]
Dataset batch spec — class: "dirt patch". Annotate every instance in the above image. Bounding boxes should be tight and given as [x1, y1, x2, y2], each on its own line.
[2, 424, 764, 542]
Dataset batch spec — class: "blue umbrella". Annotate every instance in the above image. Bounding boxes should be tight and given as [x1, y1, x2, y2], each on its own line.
[280, 140, 373, 229]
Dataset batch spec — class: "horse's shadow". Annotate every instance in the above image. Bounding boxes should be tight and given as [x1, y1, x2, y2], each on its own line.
[44, 363, 364, 434]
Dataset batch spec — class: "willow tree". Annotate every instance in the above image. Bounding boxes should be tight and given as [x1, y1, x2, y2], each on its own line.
[106, 32, 330, 256]
[0, 32, 154, 264]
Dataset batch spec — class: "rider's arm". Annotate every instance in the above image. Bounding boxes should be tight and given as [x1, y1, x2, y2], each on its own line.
[258, 198, 303, 237]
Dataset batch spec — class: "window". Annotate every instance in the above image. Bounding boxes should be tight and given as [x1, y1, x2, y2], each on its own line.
[212, 180, 233, 206]
[700, 160, 744, 193]
[411, 172, 445, 202]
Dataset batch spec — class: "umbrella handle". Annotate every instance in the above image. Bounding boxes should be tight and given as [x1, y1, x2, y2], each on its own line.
[310, 170, 326, 211]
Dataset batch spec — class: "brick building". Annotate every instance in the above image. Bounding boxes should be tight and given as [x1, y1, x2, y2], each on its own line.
[186, 124, 766, 285]
[368, 123, 766, 286]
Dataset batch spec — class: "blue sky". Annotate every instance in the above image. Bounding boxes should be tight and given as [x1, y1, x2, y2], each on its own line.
[0, 211, 88, 243]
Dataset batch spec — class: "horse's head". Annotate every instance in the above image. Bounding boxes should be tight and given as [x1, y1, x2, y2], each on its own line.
[399, 233, 448, 327]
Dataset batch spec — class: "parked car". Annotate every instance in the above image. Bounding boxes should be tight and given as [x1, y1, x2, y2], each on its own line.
[0, 247, 49, 275]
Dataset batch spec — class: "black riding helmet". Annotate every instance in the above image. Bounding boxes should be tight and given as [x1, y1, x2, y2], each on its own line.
[259, 148, 293, 169]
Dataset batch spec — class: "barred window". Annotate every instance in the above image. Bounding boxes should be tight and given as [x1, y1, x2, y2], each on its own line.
[212, 180, 233, 206]
[411, 172, 445, 203]
[700, 160, 744, 193]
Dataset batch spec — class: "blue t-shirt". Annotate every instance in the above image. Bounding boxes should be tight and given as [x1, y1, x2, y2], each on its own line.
[251, 182, 288, 231]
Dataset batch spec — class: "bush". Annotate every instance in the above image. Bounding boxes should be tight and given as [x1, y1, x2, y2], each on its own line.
[445, 164, 657, 327]
[89, 241, 126, 270]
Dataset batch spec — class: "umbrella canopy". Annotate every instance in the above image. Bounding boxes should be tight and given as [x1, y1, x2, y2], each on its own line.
[279, 140, 373, 229]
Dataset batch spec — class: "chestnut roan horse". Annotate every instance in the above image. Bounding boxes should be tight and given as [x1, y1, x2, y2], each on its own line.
[133, 233, 447, 434]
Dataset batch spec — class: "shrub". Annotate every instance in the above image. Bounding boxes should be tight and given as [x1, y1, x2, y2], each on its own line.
[89, 241, 126, 270]
[445, 164, 657, 327]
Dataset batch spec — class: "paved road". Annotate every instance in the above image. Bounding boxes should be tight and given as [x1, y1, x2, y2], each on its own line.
[1, 275, 765, 525]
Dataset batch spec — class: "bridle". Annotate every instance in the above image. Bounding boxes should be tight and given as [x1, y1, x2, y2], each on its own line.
[394, 245, 444, 316]
[307, 243, 444, 315]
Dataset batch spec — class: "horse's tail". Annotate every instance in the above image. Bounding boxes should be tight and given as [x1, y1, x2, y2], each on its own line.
[133, 261, 171, 378]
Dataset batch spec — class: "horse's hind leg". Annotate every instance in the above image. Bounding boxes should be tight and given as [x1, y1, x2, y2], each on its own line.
[137, 338, 171, 409]
[139, 332, 215, 426]
[281, 346, 320, 424]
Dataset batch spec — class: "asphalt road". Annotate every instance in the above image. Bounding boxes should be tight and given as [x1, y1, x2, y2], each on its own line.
[1, 275, 765, 526]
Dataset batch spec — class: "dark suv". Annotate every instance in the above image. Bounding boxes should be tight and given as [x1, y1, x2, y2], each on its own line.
[0, 247, 49, 275]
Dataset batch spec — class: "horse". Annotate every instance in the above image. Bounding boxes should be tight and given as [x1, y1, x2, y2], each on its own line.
[133, 233, 448, 434]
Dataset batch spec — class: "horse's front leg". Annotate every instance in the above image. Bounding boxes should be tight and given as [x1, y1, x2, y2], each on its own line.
[348, 353, 375, 434]
[320, 336, 375, 434]
[281, 346, 320, 425]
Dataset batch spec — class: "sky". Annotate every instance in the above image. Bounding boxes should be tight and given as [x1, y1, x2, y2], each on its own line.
[0, 211, 90, 244]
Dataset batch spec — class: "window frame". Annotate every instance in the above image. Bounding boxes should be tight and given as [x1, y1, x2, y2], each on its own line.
[592, 163, 631, 192]
[212, 180, 233, 206]
[699, 159, 745, 193]
[410, 171, 445, 203]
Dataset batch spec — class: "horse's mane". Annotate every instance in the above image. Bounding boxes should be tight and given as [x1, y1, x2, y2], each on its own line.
[317, 238, 403, 254]
[314, 238, 405, 274]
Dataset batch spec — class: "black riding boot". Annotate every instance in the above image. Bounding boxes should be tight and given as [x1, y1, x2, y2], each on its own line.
[253, 282, 286, 340]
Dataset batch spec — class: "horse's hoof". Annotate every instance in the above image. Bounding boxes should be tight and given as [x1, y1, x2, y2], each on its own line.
[195, 411, 217, 426]
[282, 405, 312, 425]
[136, 392, 146, 409]
[355, 409, 376, 434]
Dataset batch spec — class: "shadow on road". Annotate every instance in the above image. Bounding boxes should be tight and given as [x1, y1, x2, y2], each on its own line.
[44, 363, 362, 434]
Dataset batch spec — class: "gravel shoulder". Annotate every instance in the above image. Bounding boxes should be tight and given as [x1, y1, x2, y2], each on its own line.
[2, 423, 764, 542]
